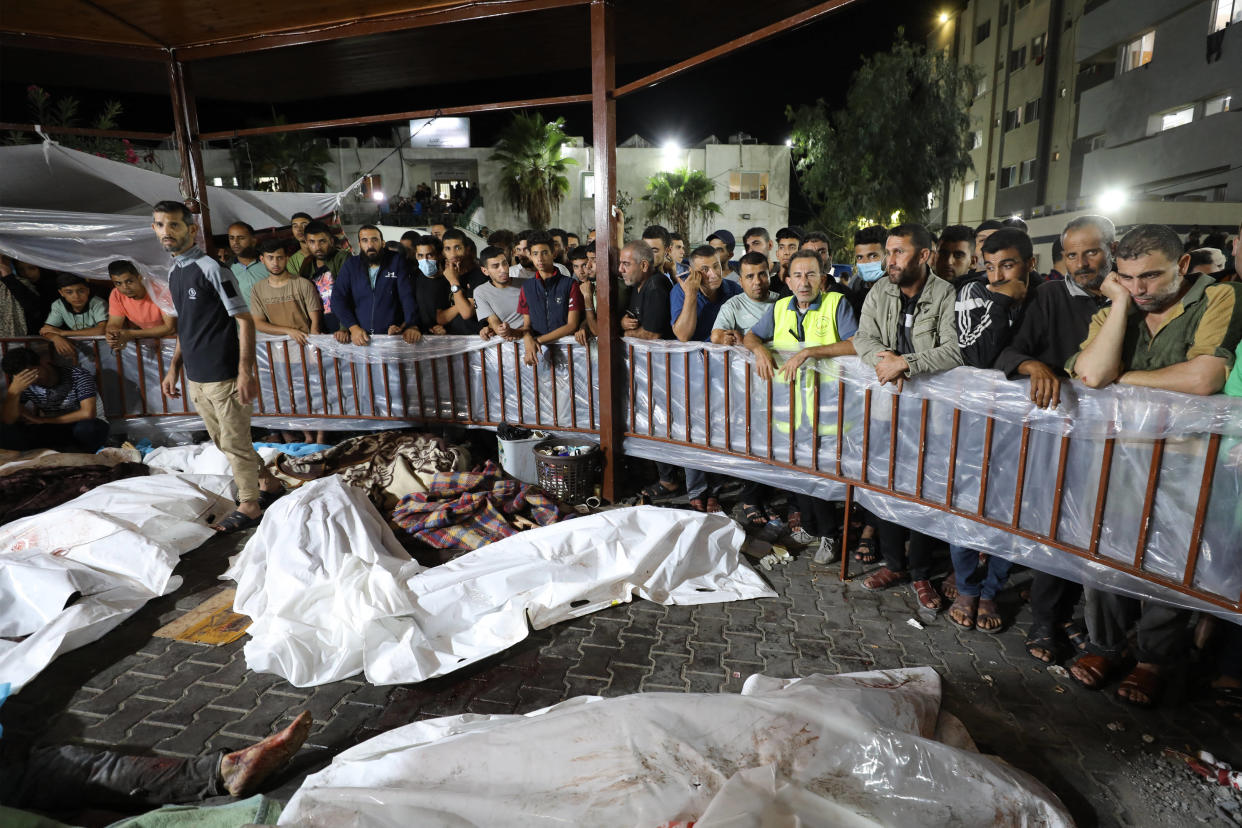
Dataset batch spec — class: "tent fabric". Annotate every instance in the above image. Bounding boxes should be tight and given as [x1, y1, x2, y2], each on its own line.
[0, 473, 236, 692]
[279, 667, 1072, 826]
[224, 479, 776, 687]
[0, 144, 342, 230]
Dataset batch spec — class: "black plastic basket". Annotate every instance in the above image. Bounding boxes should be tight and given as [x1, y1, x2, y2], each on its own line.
[533, 437, 601, 503]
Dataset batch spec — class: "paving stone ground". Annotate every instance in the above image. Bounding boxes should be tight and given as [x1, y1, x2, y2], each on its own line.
[4, 523, 1239, 826]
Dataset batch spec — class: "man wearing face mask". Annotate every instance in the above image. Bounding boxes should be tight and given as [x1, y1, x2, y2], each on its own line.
[845, 225, 888, 314]
[331, 225, 421, 346]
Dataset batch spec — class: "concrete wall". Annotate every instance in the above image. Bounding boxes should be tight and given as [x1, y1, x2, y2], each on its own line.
[142, 141, 790, 244]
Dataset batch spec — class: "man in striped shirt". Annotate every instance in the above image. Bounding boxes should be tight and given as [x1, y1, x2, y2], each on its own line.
[1, 345, 109, 452]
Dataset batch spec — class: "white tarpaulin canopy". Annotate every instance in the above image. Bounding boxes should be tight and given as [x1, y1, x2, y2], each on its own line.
[224, 478, 776, 687]
[280, 668, 1073, 826]
[0, 473, 236, 692]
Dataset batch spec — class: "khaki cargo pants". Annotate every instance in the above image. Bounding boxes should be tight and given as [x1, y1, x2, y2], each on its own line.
[188, 378, 262, 504]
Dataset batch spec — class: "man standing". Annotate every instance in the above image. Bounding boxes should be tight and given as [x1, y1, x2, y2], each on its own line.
[993, 216, 1113, 663]
[302, 220, 349, 334]
[332, 225, 422, 346]
[153, 201, 283, 533]
[744, 250, 858, 559]
[226, 222, 267, 301]
[641, 225, 676, 284]
[852, 223, 962, 609]
[286, 212, 313, 276]
[1067, 224, 1242, 706]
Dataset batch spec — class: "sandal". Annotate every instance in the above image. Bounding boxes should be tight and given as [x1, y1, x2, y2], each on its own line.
[1025, 623, 1061, 664]
[739, 502, 767, 528]
[976, 598, 1004, 633]
[640, 480, 679, 503]
[912, 579, 943, 612]
[764, 503, 784, 524]
[948, 595, 978, 629]
[705, 496, 724, 514]
[1061, 620, 1089, 654]
[941, 572, 959, 601]
[863, 567, 907, 591]
[1117, 665, 1162, 708]
[688, 497, 707, 512]
[1210, 685, 1242, 722]
[852, 537, 880, 565]
[258, 487, 285, 510]
[212, 510, 261, 534]
[1070, 653, 1117, 691]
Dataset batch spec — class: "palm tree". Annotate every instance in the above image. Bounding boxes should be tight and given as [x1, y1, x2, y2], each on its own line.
[490, 112, 577, 230]
[641, 169, 721, 241]
[230, 114, 331, 192]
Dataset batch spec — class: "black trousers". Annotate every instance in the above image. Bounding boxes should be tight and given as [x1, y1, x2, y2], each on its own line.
[0, 738, 224, 811]
[794, 493, 840, 538]
[874, 517, 935, 581]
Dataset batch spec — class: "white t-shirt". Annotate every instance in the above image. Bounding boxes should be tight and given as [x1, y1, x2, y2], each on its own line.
[713, 292, 779, 335]
[473, 279, 526, 328]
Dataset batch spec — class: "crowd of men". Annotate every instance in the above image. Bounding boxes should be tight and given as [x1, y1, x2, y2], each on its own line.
[2, 200, 1241, 713]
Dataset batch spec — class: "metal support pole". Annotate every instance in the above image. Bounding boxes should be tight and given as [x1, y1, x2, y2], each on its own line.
[590, 0, 622, 500]
[167, 56, 214, 254]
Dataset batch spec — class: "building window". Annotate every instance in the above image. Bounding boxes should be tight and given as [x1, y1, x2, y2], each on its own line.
[1031, 32, 1046, 57]
[1004, 107, 1024, 131]
[1020, 158, 1037, 184]
[1121, 31, 1155, 72]
[1160, 105, 1195, 131]
[1210, 0, 1242, 33]
[1009, 45, 1028, 71]
[1205, 93, 1233, 116]
[1000, 165, 1018, 188]
[975, 74, 990, 98]
[1024, 98, 1041, 123]
[964, 180, 978, 200]
[729, 171, 768, 201]
[976, 19, 991, 44]
[972, 130, 983, 149]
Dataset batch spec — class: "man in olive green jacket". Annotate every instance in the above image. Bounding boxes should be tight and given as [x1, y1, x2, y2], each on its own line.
[851, 223, 962, 611]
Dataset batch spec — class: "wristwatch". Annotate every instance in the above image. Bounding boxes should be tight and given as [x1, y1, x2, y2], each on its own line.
[450, 284, 461, 294]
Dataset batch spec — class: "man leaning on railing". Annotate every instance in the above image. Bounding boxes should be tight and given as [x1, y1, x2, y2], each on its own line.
[1066, 223, 1242, 708]
[851, 223, 962, 611]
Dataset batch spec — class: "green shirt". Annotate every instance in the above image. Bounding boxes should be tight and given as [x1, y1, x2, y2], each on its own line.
[231, 261, 269, 309]
[44, 296, 108, 330]
[1225, 340, 1242, 397]
[1068, 273, 1242, 375]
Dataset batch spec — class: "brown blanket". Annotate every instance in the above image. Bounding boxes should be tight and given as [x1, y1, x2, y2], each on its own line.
[0, 462, 150, 525]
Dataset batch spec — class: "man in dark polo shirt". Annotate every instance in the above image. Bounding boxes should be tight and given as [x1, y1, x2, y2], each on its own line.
[154, 200, 283, 533]
[1068, 223, 1242, 707]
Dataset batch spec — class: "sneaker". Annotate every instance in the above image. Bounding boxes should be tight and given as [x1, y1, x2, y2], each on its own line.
[812, 535, 838, 565]
[789, 526, 817, 545]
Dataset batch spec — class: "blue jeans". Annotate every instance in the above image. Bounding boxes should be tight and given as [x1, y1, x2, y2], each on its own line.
[949, 544, 1012, 600]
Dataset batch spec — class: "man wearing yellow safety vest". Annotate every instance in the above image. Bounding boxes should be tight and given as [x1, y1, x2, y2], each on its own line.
[744, 250, 858, 564]
[852, 223, 962, 612]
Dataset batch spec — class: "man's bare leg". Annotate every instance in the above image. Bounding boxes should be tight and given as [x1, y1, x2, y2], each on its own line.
[219, 711, 312, 797]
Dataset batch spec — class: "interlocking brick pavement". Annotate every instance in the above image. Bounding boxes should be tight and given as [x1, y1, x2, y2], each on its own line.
[4, 526, 1238, 828]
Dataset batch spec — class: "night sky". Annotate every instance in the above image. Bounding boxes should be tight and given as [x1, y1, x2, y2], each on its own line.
[0, 0, 937, 148]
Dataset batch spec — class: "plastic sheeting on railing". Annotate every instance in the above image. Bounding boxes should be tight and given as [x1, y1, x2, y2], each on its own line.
[624, 340, 1242, 623]
[0, 333, 601, 436]
[279, 668, 1072, 826]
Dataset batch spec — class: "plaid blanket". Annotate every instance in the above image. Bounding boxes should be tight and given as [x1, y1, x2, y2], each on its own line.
[392, 460, 564, 549]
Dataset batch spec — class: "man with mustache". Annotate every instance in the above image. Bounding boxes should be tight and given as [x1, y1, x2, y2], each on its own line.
[852, 223, 962, 610]
[1067, 223, 1242, 707]
[331, 225, 422, 346]
[992, 215, 1114, 664]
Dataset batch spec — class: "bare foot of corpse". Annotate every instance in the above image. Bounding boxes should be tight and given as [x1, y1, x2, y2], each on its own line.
[220, 711, 312, 796]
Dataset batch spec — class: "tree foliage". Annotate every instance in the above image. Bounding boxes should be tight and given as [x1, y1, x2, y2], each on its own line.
[3, 85, 149, 165]
[641, 169, 722, 241]
[229, 114, 331, 192]
[788, 33, 980, 258]
[490, 112, 577, 230]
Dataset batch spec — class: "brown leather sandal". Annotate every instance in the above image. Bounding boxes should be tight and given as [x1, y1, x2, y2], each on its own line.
[1070, 653, 1117, 691]
[1117, 665, 1163, 708]
[948, 595, 978, 629]
[912, 579, 943, 611]
[863, 567, 908, 590]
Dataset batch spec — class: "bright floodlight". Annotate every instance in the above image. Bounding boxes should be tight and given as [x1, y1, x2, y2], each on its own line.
[1097, 188, 1128, 213]
[785, 138, 793, 147]
[939, 12, 949, 23]
[662, 140, 680, 153]
[371, 190, 386, 202]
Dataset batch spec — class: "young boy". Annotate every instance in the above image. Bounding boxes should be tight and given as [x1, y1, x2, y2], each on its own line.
[105, 260, 177, 351]
[250, 238, 324, 445]
[472, 246, 526, 341]
[40, 273, 109, 357]
[517, 231, 583, 365]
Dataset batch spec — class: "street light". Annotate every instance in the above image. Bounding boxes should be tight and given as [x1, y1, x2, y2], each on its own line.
[939, 12, 949, 23]
[660, 140, 682, 171]
[371, 190, 385, 202]
[1097, 188, 1128, 213]
[785, 138, 793, 147]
